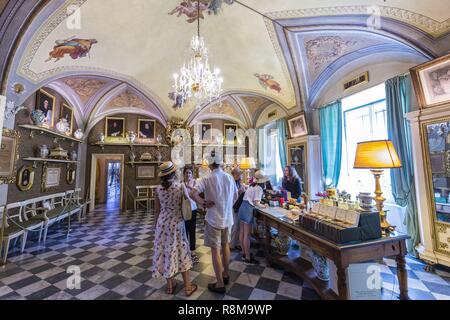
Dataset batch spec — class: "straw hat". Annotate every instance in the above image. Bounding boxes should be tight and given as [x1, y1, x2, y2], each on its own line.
[158, 161, 177, 177]
[254, 170, 269, 184]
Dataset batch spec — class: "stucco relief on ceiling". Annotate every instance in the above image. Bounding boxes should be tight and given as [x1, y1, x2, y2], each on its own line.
[64, 78, 106, 102]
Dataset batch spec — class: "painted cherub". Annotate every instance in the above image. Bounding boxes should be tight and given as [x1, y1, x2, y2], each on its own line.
[254, 73, 282, 93]
[168, 1, 208, 23]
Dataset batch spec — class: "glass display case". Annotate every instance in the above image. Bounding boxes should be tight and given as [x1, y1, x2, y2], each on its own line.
[286, 136, 322, 200]
[423, 121, 450, 224]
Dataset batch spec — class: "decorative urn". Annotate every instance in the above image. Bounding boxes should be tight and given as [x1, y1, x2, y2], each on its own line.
[129, 151, 136, 162]
[98, 132, 105, 143]
[126, 131, 137, 144]
[156, 134, 163, 145]
[70, 150, 78, 161]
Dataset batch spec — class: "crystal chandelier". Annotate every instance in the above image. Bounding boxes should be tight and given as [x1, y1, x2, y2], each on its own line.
[173, 0, 223, 109]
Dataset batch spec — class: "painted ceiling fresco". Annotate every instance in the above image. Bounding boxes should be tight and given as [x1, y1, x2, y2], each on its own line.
[8, 0, 450, 127]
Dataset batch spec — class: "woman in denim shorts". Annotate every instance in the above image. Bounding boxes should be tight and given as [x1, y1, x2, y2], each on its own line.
[239, 170, 269, 265]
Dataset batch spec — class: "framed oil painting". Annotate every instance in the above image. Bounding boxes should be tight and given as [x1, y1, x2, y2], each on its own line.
[287, 114, 308, 139]
[138, 119, 156, 141]
[105, 117, 126, 140]
[42, 166, 61, 191]
[0, 128, 20, 185]
[17, 166, 35, 191]
[411, 54, 450, 109]
[36, 89, 56, 128]
[136, 165, 155, 180]
[60, 103, 74, 135]
[224, 124, 238, 145]
[198, 123, 212, 143]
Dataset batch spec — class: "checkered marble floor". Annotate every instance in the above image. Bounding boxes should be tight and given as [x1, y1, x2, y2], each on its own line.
[1, 208, 449, 300]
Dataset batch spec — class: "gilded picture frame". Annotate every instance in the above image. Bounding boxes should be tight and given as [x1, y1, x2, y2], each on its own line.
[137, 119, 156, 141]
[224, 124, 238, 145]
[67, 168, 76, 185]
[36, 89, 56, 128]
[105, 117, 126, 141]
[17, 166, 35, 191]
[42, 166, 61, 192]
[344, 71, 369, 91]
[60, 103, 74, 135]
[411, 53, 450, 109]
[0, 128, 20, 185]
[198, 123, 212, 143]
[287, 113, 308, 139]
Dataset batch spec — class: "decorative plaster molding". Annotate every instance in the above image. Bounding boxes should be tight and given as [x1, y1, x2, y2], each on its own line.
[266, 6, 450, 38]
[64, 78, 107, 102]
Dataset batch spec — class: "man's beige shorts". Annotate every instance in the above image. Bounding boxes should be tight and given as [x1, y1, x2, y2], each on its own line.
[204, 222, 231, 248]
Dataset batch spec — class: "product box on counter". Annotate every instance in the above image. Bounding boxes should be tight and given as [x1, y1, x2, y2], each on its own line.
[298, 205, 382, 244]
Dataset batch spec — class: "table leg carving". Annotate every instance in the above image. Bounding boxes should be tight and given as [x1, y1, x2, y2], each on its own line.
[396, 254, 410, 300]
[336, 265, 348, 300]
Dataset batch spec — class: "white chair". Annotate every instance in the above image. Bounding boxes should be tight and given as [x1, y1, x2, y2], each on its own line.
[135, 186, 151, 213]
[0, 202, 44, 265]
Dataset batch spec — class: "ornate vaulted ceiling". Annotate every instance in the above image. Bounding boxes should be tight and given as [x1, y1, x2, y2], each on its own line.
[4, 0, 450, 129]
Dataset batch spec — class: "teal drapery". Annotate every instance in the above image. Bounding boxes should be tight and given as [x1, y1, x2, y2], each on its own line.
[257, 127, 266, 170]
[319, 100, 343, 189]
[386, 75, 420, 254]
[276, 119, 288, 171]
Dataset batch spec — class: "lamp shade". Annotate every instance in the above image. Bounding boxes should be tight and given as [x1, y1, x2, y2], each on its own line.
[354, 140, 402, 169]
[240, 157, 256, 170]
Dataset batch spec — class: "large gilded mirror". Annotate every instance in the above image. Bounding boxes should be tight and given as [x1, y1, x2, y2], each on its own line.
[423, 121, 450, 225]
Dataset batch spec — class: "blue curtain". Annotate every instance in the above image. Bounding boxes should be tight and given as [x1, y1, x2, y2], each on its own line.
[277, 119, 288, 171]
[386, 75, 420, 254]
[257, 127, 266, 170]
[319, 100, 343, 189]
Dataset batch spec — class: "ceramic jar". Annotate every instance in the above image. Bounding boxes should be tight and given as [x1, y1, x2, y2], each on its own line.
[126, 131, 137, 144]
[70, 150, 77, 161]
[156, 134, 163, 144]
[358, 192, 374, 209]
[56, 119, 70, 134]
[310, 251, 330, 281]
[74, 129, 84, 140]
[40, 145, 49, 159]
[31, 110, 46, 127]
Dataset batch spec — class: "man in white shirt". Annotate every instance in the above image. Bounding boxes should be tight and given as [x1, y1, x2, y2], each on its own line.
[191, 151, 238, 293]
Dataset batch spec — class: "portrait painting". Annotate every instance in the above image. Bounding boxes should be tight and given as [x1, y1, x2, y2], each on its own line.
[36, 89, 56, 128]
[199, 123, 212, 143]
[0, 129, 20, 184]
[288, 114, 308, 138]
[224, 124, 238, 145]
[411, 54, 450, 109]
[138, 119, 156, 140]
[136, 166, 155, 180]
[60, 103, 74, 134]
[105, 117, 125, 139]
[17, 166, 35, 191]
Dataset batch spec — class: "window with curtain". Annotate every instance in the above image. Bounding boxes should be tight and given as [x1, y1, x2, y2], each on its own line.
[261, 122, 284, 186]
[338, 83, 394, 203]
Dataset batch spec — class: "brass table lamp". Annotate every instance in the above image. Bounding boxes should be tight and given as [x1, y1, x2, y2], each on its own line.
[354, 140, 402, 233]
[240, 157, 256, 184]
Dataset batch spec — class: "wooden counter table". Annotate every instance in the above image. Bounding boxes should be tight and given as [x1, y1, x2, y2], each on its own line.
[254, 207, 410, 300]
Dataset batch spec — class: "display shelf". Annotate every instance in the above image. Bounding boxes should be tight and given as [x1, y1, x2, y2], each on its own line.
[23, 157, 78, 168]
[92, 142, 169, 150]
[19, 124, 83, 144]
[126, 161, 163, 168]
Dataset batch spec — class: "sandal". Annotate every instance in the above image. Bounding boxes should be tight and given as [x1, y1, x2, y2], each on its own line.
[166, 282, 177, 295]
[185, 284, 198, 297]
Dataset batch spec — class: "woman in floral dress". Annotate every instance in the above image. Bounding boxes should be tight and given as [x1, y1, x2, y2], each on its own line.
[151, 162, 197, 296]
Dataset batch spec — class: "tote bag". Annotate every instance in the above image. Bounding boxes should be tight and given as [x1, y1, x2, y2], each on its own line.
[181, 184, 193, 221]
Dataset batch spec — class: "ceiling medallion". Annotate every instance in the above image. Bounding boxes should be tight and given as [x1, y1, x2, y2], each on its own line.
[172, 0, 224, 110]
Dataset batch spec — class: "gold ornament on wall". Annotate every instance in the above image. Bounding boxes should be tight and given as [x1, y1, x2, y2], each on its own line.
[166, 119, 191, 147]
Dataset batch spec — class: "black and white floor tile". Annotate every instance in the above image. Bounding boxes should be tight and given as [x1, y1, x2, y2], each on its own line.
[1, 208, 449, 300]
